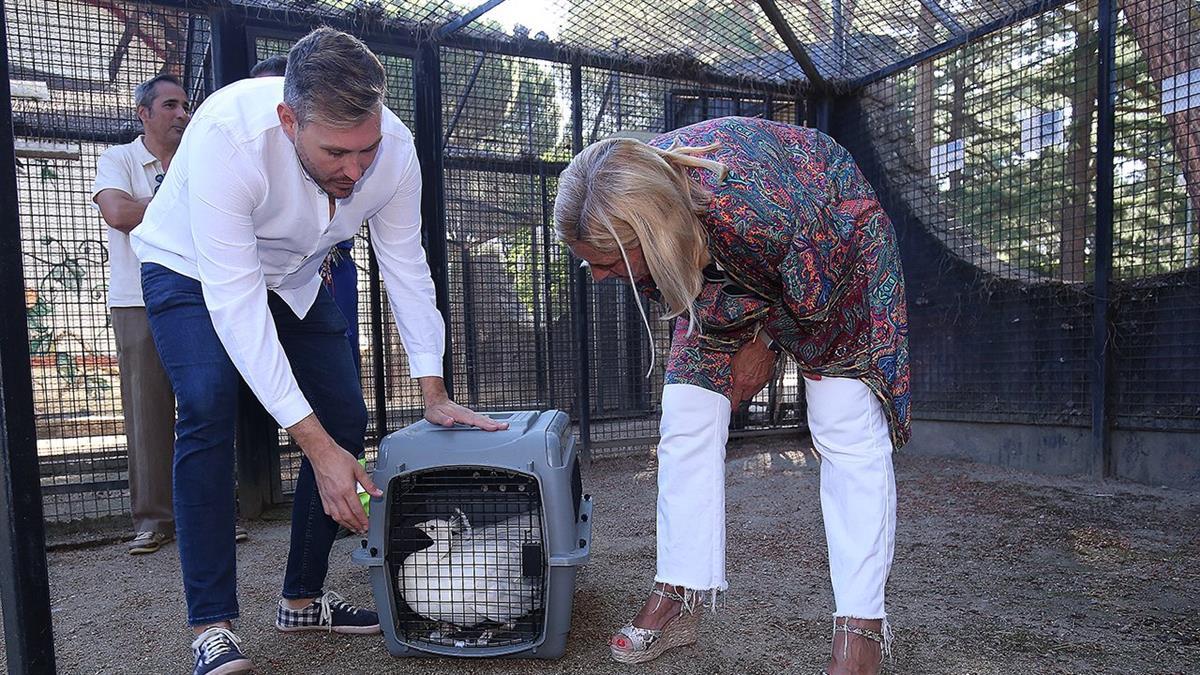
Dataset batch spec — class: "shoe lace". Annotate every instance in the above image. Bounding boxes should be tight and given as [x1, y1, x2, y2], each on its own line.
[317, 591, 356, 633]
[191, 627, 240, 663]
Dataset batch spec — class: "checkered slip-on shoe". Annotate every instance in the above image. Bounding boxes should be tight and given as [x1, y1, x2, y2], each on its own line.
[191, 627, 252, 675]
[275, 591, 381, 635]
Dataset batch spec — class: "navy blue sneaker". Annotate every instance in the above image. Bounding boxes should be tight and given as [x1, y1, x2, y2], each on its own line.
[191, 627, 251, 675]
[275, 591, 381, 635]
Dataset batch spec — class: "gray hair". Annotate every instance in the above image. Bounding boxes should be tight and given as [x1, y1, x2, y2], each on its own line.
[134, 74, 183, 111]
[250, 55, 287, 78]
[284, 27, 386, 128]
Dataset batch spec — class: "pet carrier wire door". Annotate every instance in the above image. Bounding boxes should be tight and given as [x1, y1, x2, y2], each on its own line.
[352, 410, 592, 659]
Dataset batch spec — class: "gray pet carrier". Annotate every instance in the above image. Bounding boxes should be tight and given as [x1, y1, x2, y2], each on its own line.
[352, 410, 592, 659]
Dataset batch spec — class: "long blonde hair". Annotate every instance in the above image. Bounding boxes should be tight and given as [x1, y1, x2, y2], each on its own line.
[553, 137, 727, 338]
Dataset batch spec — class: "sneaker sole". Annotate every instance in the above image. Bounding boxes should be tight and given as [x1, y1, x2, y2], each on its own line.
[127, 545, 162, 555]
[203, 658, 253, 675]
[275, 624, 381, 635]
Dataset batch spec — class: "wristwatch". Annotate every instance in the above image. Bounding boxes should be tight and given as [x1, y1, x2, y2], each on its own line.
[761, 333, 783, 355]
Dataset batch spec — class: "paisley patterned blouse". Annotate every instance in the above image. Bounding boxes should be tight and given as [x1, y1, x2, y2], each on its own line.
[646, 117, 911, 449]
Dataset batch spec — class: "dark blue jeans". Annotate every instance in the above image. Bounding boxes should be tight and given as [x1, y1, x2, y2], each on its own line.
[141, 263, 367, 626]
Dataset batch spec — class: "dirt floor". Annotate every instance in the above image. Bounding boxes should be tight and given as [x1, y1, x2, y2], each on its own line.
[3, 437, 1199, 674]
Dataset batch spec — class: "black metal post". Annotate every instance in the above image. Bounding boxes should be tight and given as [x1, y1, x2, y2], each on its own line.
[0, 3, 57, 671]
[413, 42, 455, 398]
[570, 62, 591, 459]
[209, 8, 251, 91]
[1093, 0, 1116, 479]
[460, 243, 480, 405]
[367, 237, 389, 441]
[539, 164, 557, 407]
[210, 7, 278, 513]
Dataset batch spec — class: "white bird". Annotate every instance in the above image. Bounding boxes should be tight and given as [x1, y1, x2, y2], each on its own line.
[399, 509, 543, 627]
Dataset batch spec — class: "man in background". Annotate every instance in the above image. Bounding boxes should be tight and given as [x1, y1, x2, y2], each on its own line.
[92, 74, 248, 555]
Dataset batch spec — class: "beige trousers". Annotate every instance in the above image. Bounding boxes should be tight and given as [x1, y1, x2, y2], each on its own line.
[112, 307, 176, 535]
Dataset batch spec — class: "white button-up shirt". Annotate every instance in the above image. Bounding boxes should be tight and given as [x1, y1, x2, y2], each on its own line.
[131, 77, 443, 428]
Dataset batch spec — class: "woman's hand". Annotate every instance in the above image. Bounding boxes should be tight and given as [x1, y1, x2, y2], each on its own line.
[730, 335, 779, 409]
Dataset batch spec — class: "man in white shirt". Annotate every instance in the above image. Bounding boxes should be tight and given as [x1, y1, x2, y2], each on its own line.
[91, 74, 189, 556]
[131, 28, 504, 674]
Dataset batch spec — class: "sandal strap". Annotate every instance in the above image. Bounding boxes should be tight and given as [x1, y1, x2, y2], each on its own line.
[650, 587, 687, 604]
[833, 621, 885, 644]
[613, 623, 663, 652]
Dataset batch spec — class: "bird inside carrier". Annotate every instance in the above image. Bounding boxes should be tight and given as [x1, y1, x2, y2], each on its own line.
[391, 468, 548, 649]
[354, 410, 591, 659]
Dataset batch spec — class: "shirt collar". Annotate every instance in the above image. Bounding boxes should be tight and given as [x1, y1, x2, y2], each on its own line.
[132, 135, 163, 169]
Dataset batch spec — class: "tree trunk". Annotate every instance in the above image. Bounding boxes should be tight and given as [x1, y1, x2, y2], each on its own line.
[1061, 8, 1098, 283]
[1121, 0, 1200, 223]
[914, 6, 936, 173]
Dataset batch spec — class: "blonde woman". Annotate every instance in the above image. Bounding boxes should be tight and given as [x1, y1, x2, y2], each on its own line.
[554, 117, 910, 673]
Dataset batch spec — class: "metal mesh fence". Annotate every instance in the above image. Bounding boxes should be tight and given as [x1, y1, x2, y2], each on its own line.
[8, 0, 210, 521]
[859, 2, 1100, 425]
[1110, 0, 1200, 430]
[6, 0, 1198, 521]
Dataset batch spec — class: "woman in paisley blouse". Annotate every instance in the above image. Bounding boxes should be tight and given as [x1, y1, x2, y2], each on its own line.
[554, 117, 910, 673]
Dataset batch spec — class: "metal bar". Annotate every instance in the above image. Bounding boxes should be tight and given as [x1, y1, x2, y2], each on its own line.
[756, 0, 827, 90]
[413, 43, 455, 397]
[40, 480, 129, 496]
[444, 154, 567, 175]
[367, 233, 388, 441]
[526, 94, 547, 405]
[0, 2, 57, 670]
[918, 0, 965, 34]
[832, 0, 846, 73]
[209, 7, 250, 88]
[459, 243, 480, 404]
[539, 164, 557, 408]
[239, 9, 799, 96]
[183, 13, 195, 94]
[441, 52, 486, 152]
[588, 72, 616, 145]
[1093, 0, 1116, 479]
[570, 62, 591, 461]
[435, 0, 510, 40]
[849, 0, 1073, 89]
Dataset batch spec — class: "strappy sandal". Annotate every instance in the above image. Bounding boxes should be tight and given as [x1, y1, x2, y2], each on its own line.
[820, 617, 889, 675]
[609, 586, 701, 665]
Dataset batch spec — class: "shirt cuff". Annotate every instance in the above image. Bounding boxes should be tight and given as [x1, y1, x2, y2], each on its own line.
[407, 353, 443, 379]
[270, 388, 314, 429]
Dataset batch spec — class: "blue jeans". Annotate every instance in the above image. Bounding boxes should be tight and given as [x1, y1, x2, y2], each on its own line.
[141, 263, 367, 626]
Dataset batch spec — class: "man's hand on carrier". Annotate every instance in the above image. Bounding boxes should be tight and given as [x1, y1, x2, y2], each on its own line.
[419, 376, 509, 431]
[288, 413, 381, 534]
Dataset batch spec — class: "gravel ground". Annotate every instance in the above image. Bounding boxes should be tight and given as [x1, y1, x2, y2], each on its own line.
[4, 436, 1199, 674]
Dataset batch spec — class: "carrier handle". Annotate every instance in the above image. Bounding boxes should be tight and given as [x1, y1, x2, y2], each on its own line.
[549, 494, 593, 567]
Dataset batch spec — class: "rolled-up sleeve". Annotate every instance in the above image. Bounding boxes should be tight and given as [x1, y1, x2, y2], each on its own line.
[367, 144, 445, 378]
[187, 122, 313, 428]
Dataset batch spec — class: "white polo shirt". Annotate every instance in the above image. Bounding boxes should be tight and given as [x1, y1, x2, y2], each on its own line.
[90, 136, 164, 308]
[131, 77, 443, 428]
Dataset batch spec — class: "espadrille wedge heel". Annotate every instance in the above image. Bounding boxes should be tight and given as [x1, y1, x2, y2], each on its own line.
[609, 586, 701, 665]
